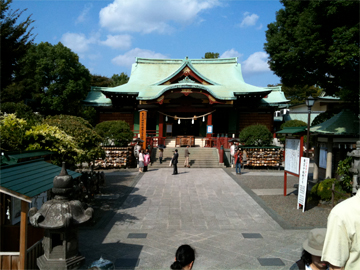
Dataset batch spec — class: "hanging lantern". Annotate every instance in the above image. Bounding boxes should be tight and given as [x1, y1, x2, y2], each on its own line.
[203, 116, 205, 122]
[192, 118, 194, 124]
[165, 116, 168, 122]
[178, 119, 181, 124]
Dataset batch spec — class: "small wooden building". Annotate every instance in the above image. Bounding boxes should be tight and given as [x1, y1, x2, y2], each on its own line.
[310, 109, 359, 180]
[0, 156, 81, 270]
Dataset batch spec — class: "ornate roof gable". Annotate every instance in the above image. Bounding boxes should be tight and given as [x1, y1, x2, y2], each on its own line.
[154, 57, 219, 86]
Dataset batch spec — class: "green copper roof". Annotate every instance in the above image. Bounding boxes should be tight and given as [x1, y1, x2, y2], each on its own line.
[310, 109, 359, 136]
[84, 57, 289, 104]
[1, 159, 82, 202]
[276, 126, 307, 134]
[83, 87, 112, 106]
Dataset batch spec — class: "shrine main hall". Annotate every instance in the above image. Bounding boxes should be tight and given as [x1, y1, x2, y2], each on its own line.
[84, 57, 288, 146]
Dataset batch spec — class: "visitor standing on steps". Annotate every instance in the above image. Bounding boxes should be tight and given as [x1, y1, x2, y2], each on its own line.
[184, 145, 190, 168]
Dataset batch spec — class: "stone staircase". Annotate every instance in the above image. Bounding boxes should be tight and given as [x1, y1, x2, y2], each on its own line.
[150, 147, 225, 168]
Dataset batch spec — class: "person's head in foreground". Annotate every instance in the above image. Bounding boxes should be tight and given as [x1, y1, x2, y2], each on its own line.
[170, 245, 195, 270]
[298, 228, 328, 270]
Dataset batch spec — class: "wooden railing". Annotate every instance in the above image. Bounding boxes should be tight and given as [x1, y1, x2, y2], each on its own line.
[0, 252, 20, 270]
[26, 240, 43, 270]
[0, 240, 43, 270]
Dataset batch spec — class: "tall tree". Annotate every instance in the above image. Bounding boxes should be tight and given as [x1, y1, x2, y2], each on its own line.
[203, 52, 219, 59]
[264, 0, 359, 101]
[15, 42, 91, 115]
[110, 72, 129, 87]
[91, 74, 112, 87]
[0, 0, 35, 91]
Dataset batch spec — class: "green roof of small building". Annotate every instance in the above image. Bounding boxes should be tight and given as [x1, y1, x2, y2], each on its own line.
[1, 150, 54, 166]
[0, 159, 82, 202]
[84, 57, 289, 105]
[276, 126, 307, 134]
[310, 109, 359, 136]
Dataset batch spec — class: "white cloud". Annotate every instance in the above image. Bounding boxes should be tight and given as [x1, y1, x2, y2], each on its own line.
[112, 48, 167, 67]
[61, 33, 95, 53]
[100, 34, 132, 49]
[220, 49, 243, 59]
[239, 12, 259, 28]
[76, 3, 93, 24]
[99, 0, 220, 34]
[241, 52, 270, 74]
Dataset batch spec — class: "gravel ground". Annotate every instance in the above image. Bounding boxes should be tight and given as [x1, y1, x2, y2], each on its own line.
[235, 168, 331, 229]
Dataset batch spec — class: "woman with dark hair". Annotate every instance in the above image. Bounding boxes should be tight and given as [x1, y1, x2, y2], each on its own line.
[290, 228, 329, 270]
[170, 245, 195, 270]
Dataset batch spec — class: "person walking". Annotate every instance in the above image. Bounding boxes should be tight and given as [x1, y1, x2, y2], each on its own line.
[138, 149, 144, 173]
[158, 148, 163, 164]
[172, 149, 179, 175]
[144, 148, 150, 172]
[230, 142, 236, 168]
[184, 145, 190, 168]
[234, 149, 242, 175]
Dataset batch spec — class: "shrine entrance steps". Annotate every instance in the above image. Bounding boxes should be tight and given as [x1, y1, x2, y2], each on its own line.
[150, 147, 225, 168]
[164, 137, 207, 148]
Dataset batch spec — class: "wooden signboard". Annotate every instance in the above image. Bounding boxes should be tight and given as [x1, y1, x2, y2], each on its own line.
[139, 110, 147, 150]
[297, 157, 310, 212]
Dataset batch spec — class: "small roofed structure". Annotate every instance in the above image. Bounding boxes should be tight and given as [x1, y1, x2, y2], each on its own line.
[310, 109, 360, 180]
[0, 158, 81, 270]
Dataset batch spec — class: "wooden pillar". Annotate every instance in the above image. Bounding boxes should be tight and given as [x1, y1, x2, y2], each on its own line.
[139, 110, 147, 150]
[206, 114, 212, 138]
[313, 141, 319, 181]
[19, 200, 28, 270]
[326, 137, 333, 178]
[159, 113, 163, 138]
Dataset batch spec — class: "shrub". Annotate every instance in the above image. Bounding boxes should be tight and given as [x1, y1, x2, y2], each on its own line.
[239, 124, 272, 146]
[311, 178, 347, 202]
[95, 120, 133, 147]
[44, 115, 104, 164]
[1, 102, 43, 126]
[0, 113, 27, 151]
[24, 124, 82, 167]
[337, 156, 353, 193]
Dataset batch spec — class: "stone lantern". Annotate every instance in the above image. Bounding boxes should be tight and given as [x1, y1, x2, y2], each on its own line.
[347, 141, 360, 195]
[29, 162, 93, 270]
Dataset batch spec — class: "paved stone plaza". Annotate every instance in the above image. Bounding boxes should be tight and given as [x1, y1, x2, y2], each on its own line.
[79, 168, 311, 269]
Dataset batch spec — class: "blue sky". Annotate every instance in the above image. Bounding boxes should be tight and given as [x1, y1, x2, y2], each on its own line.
[12, 0, 284, 87]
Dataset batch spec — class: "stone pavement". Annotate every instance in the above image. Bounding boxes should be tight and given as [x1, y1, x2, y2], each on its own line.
[79, 168, 310, 269]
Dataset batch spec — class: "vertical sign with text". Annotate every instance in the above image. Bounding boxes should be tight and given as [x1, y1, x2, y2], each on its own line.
[297, 157, 310, 212]
[139, 110, 147, 150]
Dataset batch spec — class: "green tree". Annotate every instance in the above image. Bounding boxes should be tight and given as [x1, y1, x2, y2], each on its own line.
[109, 72, 129, 87]
[0, 0, 35, 93]
[44, 115, 104, 164]
[203, 52, 219, 59]
[95, 120, 133, 147]
[15, 42, 91, 115]
[264, 0, 359, 101]
[91, 74, 112, 87]
[239, 124, 272, 146]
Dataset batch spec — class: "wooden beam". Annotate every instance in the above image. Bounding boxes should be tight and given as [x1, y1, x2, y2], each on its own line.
[19, 200, 28, 270]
